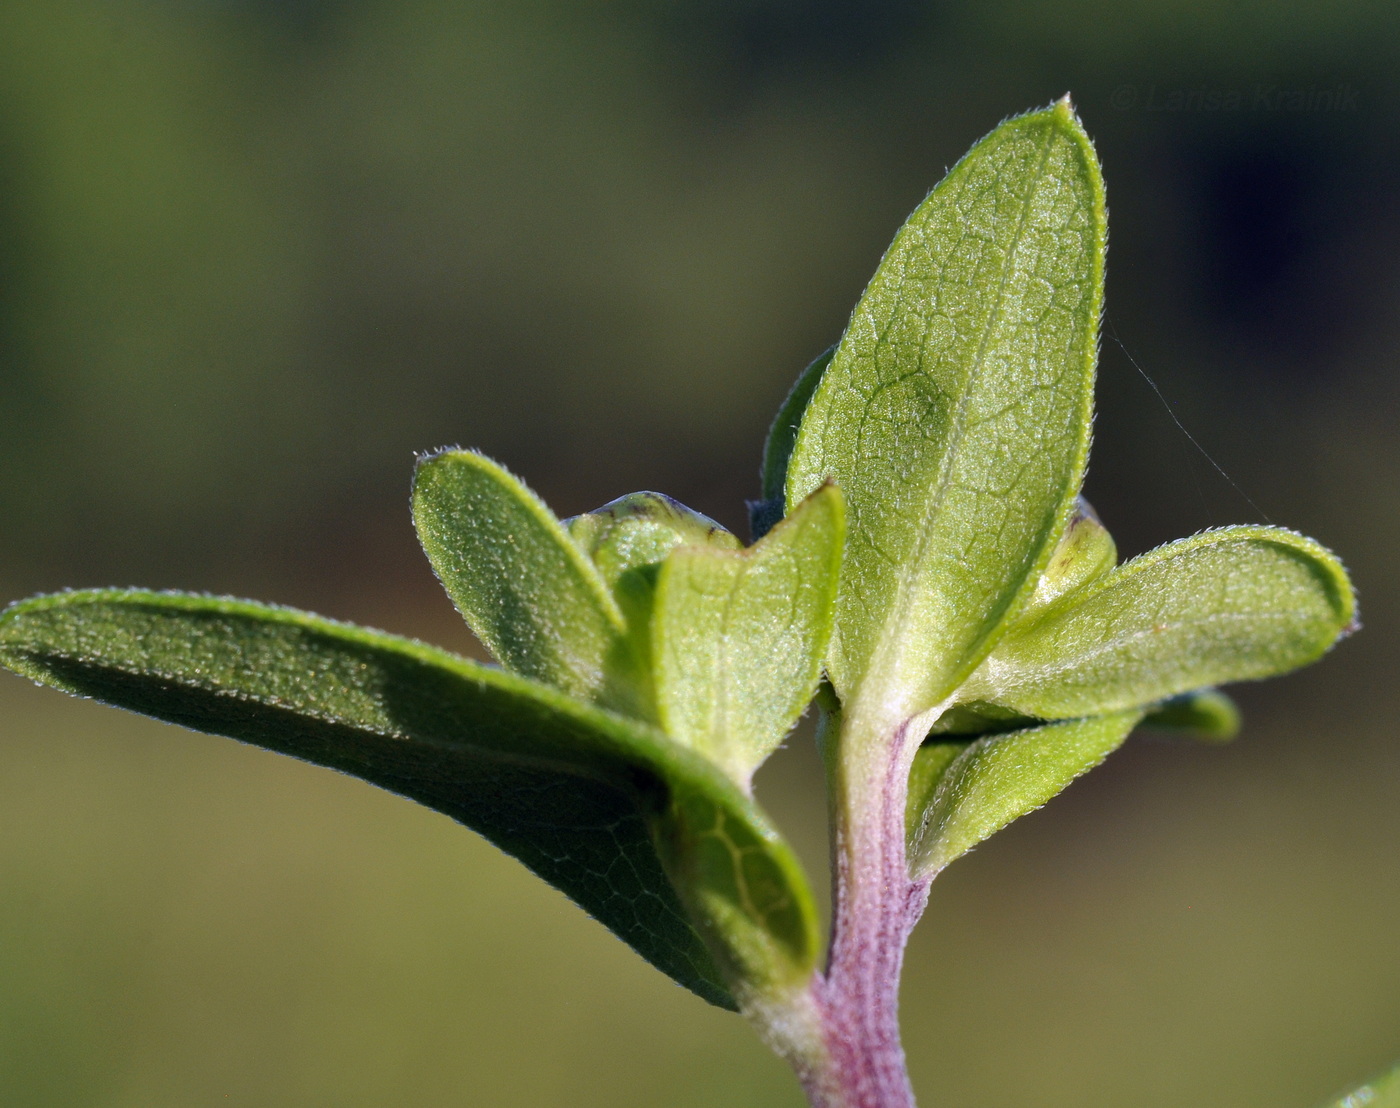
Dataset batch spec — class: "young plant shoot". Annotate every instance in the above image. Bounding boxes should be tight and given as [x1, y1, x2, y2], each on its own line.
[0, 100, 1367, 1108]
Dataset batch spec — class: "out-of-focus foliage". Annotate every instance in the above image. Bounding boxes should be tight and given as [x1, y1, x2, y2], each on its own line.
[0, 1, 1398, 1105]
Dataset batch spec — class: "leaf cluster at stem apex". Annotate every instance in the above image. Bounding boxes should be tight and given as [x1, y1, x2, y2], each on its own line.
[0, 97, 1363, 1108]
[767, 100, 1353, 895]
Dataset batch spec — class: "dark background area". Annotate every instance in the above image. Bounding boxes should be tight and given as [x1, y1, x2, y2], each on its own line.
[0, 2, 1396, 1105]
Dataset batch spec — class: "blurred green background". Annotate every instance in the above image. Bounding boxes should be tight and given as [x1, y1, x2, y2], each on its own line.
[1, 1, 1397, 1105]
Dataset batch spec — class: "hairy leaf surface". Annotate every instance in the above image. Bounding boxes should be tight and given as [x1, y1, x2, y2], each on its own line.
[785, 101, 1107, 721]
[653, 485, 844, 784]
[960, 527, 1355, 719]
[413, 450, 623, 699]
[909, 710, 1143, 877]
[0, 590, 826, 1006]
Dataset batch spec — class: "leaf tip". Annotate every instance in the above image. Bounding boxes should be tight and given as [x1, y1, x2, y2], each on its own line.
[412, 444, 465, 470]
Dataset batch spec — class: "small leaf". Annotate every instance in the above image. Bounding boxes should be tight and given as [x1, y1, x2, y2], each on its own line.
[924, 701, 1036, 737]
[566, 492, 742, 721]
[785, 100, 1107, 723]
[412, 450, 623, 701]
[960, 526, 1356, 720]
[909, 710, 1143, 878]
[1320, 1060, 1400, 1108]
[652, 485, 844, 785]
[0, 590, 825, 1006]
[1019, 498, 1117, 615]
[567, 491, 740, 589]
[750, 346, 835, 541]
[1142, 688, 1240, 741]
[905, 739, 965, 840]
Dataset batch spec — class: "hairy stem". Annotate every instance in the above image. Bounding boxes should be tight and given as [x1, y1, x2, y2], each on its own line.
[760, 707, 931, 1108]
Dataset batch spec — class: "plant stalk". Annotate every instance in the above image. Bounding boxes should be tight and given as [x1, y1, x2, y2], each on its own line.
[762, 708, 931, 1108]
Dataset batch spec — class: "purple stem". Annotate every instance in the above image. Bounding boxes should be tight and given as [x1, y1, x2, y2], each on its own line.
[795, 718, 932, 1108]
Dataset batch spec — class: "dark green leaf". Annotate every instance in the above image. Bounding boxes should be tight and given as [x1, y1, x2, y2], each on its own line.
[750, 346, 835, 541]
[0, 590, 825, 1006]
[1142, 688, 1240, 741]
[784, 101, 1107, 725]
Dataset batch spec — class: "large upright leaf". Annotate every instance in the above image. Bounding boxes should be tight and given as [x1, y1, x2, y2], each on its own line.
[651, 485, 844, 785]
[0, 590, 825, 1008]
[785, 100, 1106, 721]
[412, 449, 624, 700]
[957, 527, 1355, 719]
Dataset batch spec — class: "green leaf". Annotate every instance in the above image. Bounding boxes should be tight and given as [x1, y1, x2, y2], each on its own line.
[565, 492, 743, 722]
[908, 710, 1143, 878]
[1321, 1060, 1400, 1108]
[784, 100, 1107, 723]
[652, 484, 845, 785]
[750, 346, 835, 541]
[904, 739, 965, 839]
[412, 449, 624, 700]
[1142, 688, 1240, 741]
[0, 590, 825, 1007]
[566, 491, 740, 591]
[959, 526, 1356, 720]
[1018, 498, 1117, 617]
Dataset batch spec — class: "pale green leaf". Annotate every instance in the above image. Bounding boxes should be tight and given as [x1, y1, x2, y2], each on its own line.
[785, 100, 1107, 722]
[909, 710, 1143, 878]
[750, 346, 835, 541]
[565, 491, 743, 721]
[1321, 1060, 1400, 1108]
[652, 485, 844, 784]
[567, 491, 741, 590]
[0, 590, 825, 1006]
[1018, 498, 1117, 616]
[959, 526, 1356, 720]
[412, 449, 623, 700]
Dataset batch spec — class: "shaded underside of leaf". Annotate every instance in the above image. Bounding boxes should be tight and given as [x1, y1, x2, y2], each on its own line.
[909, 709, 1143, 878]
[652, 484, 844, 784]
[1141, 687, 1240, 741]
[0, 590, 824, 1007]
[784, 100, 1107, 720]
[925, 686, 1239, 743]
[412, 449, 623, 699]
[964, 526, 1356, 720]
